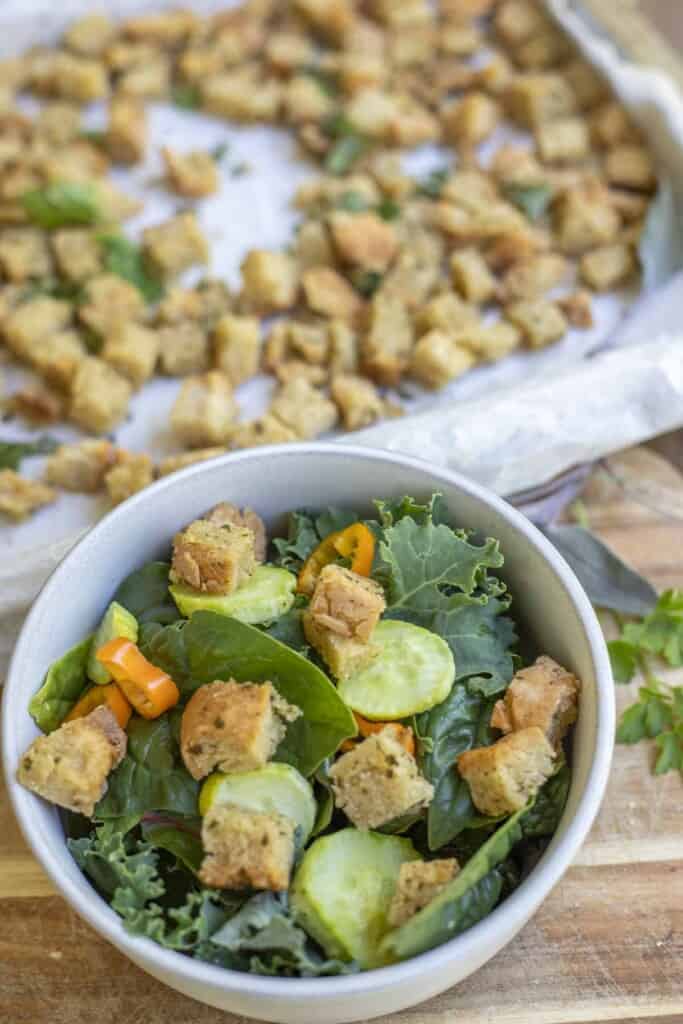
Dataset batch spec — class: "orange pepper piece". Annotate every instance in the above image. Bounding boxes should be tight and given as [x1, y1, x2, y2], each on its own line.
[340, 715, 415, 756]
[64, 682, 132, 730]
[297, 522, 375, 595]
[96, 637, 180, 720]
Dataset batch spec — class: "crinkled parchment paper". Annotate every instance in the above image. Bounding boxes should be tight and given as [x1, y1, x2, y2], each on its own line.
[2, 0, 683, 676]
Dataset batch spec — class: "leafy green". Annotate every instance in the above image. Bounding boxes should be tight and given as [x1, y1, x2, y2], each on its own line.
[95, 713, 199, 819]
[374, 493, 450, 529]
[416, 168, 449, 199]
[416, 679, 497, 850]
[311, 760, 334, 836]
[608, 639, 640, 683]
[301, 66, 340, 97]
[325, 135, 368, 176]
[271, 507, 357, 572]
[0, 434, 59, 472]
[376, 197, 400, 221]
[520, 760, 570, 837]
[138, 620, 191, 693]
[99, 234, 164, 304]
[19, 277, 85, 304]
[183, 612, 357, 776]
[141, 817, 203, 873]
[335, 190, 369, 213]
[380, 804, 530, 961]
[113, 562, 178, 624]
[28, 636, 92, 733]
[503, 183, 553, 221]
[172, 84, 201, 110]
[210, 142, 230, 163]
[619, 590, 683, 666]
[350, 269, 382, 297]
[262, 602, 309, 654]
[22, 182, 101, 229]
[69, 826, 162, 901]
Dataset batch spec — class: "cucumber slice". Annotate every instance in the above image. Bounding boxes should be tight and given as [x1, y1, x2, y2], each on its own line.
[87, 600, 138, 685]
[199, 763, 317, 842]
[337, 619, 455, 719]
[291, 829, 419, 967]
[170, 565, 296, 625]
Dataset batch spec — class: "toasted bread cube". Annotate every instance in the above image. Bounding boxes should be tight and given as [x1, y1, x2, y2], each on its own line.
[605, 144, 656, 191]
[416, 292, 479, 334]
[455, 321, 521, 363]
[501, 253, 567, 302]
[0, 228, 52, 282]
[590, 101, 636, 148]
[156, 286, 204, 325]
[157, 322, 210, 376]
[30, 330, 87, 389]
[69, 357, 132, 433]
[303, 613, 380, 680]
[101, 321, 159, 388]
[536, 117, 590, 164]
[107, 96, 147, 164]
[388, 858, 459, 927]
[64, 14, 116, 57]
[330, 727, 434, 829]
[275, 361, 327, 387]
[229, 415, 299, 450]
[580, 242, 636, 292]
[122, 9, 197, 44]
[269, 378, 338, 439]
[10, 381, 65, 425]
[506, 299, 567, 349]
[213, 314, 261, 386]
[45, 439, 118, 493]
[307, 564, 385, 639]
[328, 320, 359, 376]
[241, 250, 299, 312]
[266, 32, 316, 73]
[181, 679, 300, 779]
[514, 27, 570, 71]
[295, 0, 355, 38]
[200, 806, 295, 891]
[118, 56, 171, 99]
[171, 370, 238, 448]
[362, 293, 414, 386]
[0, 470, 55, 521]
[284, 75, 334, 123]
[329, 212, 399, 272]
[411, 330, 475, 389]
[301, 267, 361, 321]
[143, 213, 208, 278]
[288, 322, 329, 365]
[3, 298, 72, 362]
[491, 655, 580, 747]
[443, 92, 500, 145]
[450, 248, 496, 304]
[508, 72, 576, 128]
[158, 447, 225, 477]
[162, 147, 219, 199]
[202, 69, 282, 122]
[78, 274, 145, 338]
[295, 219, 335, 271]
[558, 289, 593, 328]
[205, 503, 267, 563]
[17, 706, 126, 817]
[457, 726, 556, 816]
[52, 229, 103, 282]
[554, 183, 620, 255]
[38, 53, 109, 103]
[104, 452, 154, 504]
[494, 0, 547, 46]
[564, 58, 608, 110]
[94, 180, 143, 222]
[331, 373, 386, 430]
[171, 519, 256, 594]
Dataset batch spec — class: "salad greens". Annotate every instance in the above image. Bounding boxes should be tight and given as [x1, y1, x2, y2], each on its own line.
[22, 493, 578, 977]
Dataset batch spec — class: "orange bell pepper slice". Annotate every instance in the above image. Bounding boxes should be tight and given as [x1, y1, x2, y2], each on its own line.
[96, 637, 180, 720]
[297, 522, 375, 595]
[340, 715, 415, 756]
[64, 682, 132, 730]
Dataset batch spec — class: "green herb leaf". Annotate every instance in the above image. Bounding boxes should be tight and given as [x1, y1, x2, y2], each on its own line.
[376, 197, 400, 221]
[138, 620, 191, 692]
[114, 561, 178, 625]
[654, 730, 683, 774]
[23, 182, 101, 229]
[616, 699, 648, 744]
[0, 434, 59, 472]
[99, 234, 164, 304]
[210, 142, 230, 163]
[69, 827, 163, 902]
[608, 638, 640, 683]
[325, 135, 367, 176]
[311, 760, 334, 837]
[261, 602, 309, 654]
[271, 507, 357, 572]
[301, 66, 340, 98]
[416, 168, 449, 199]
[335, 190, 369, 213]
[520, 760, 570, 837]
[621, 590, 683, 666]
[172, 84, 201, 110]
[503, 183, 553, 221]
[350, 268, 382, 297]
[28, 635, 92, 733]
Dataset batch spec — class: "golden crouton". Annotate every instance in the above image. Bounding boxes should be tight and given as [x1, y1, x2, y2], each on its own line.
[69, 357, 132, 434]
[0, 228, 52, 282]
[303, 613, 380, 680]
[443, 91, 500, 145]
[331, 373, 386, 430]
[171, 519, 256, 594]
[265, 32, 316, 73]
[388, 858, 459, 927]
[143, 213, 209, 278]
[181, 679, 300, 779]
[295, 0, 355, 40]
[123, 9, 197, 44]
[202, 68, 282, 122]
[494, 0, 547, 46]
[590, 102, 636, 148]
[0, 470, 56, 521]
[306, 564, 386, 637]
[302, 267, 362, 321]
[101, 322, 159, 388]
[104, 453, 154, 505]
[564, 58, 608, 111]
[52, 229, 103, 282]
[118, 56, 171, 100]
[269, 377, 338, 439]
[204, 503, 267, 563]
[32, 52, 108, 103]
[287, 321, 329, 365]
[229, 415, 298, 450]
[16, 706, 126, 817]
[241, 250, 299, 312]
[554, 182, 621, 255]
[580, 243, 636, 292]
[212, 314, 261, 387]
[275, 361, 328, 387]
[9, 382, 64, 426]
[329, 320, 359, 376]
[457, 726, 556, 817]
[416, 292, 479, 334]
[514, 27, 570, 71]
[78, 274, 145, 338]
[330, 727, 434, 829]
[162, 147, 219, 199]
[508, 72, 577, 128]
[500, 254, 568, 302]
[197, 279, 233, 325]
[362, 293, 414, 386]
[3, 297, 72, 363]
[156, 287, 203, 325]
[411, 330, 475, 389]
[107, 95, 147, 164]
[199, 806, 296, 891]
[506, 299, 568, 349]
[31, 330, 87, 390]
[536, 117, 590, 164]
[295, 219, 335, 272]
[45, 439, 118, 493]
[157, 322, 210, 376]
[171, 371, 238, 448]
[491, 655, 580, 747]
[63, 14, 116, 57]
[450, 248, 496, 304]
[604, 144, 656, 192]
[329, 212, 398, 272]
[284, 75, 334, 123]
[455, 321, 521, 363]
[157, 448, 225, 478]
[558, 289, 594, 328]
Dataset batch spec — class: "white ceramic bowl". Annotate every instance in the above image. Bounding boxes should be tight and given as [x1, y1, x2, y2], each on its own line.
[2, 444, 614, 1023]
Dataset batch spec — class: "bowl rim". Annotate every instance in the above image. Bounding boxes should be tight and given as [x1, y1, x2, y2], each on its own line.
[2, 442, 614, 999]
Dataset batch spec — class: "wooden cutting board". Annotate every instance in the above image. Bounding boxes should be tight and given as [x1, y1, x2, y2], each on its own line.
[1, 445, 682, 1024]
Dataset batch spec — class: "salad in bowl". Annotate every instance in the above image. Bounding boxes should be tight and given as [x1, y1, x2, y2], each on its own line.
[16, 492, 579, 976]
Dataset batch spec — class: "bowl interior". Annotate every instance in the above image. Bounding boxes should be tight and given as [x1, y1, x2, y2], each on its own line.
[2, 444, 613, 1013]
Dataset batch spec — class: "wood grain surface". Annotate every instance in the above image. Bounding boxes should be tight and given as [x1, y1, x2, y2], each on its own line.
[1, 445, 682, 1024]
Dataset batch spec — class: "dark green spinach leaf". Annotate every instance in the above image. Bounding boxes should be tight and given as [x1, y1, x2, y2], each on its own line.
[28, 635, 92, 733]
[23, 182, 101, 229]
[0, 434, 59, 472]
[138, 620, 191, 693]
[503, 183, 553, 221]
[114, 561, 178, 624]
[99, 234, 164, 304]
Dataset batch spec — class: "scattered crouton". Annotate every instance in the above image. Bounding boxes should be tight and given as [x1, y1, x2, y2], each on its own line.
[604, 144, 656, 191]
[213, 314, 261, 386]
[78, 274, 145, 338]
[331, 373, 386, 430]
[580, 243, 636, 292]
[104, 452, 154, 504]
[0, 228, 52, 282]
[52, 229, 103, 282]
[491, 655, 580, 746]
[457, 725, 556, 816]
[143, 213, 209, 278]
[450, 248, 496, 304]
[329, 212, 399, 272]
[506, 298, 568, 349]
[171, 370, 238, 448]
[45, 440, 119, 493]
[362, 293, 414, 386]
[535, 117, 590, 164]
[411, 330, 475, 389]
[69, 357, 132, 433]
[157, 322, 210, 376]
[229, 415, 299, 450]
[102, 322, 159, 388]
[0, 469, 56, 521]
[107, 95, 147, 164]
[269, 377, 338, 439]
[241, 250, 299, 312]
[558, 289, 593, 328]
[162, 147, 219, 198]
[301, 266, 362, 321]
[204, 502, 267, 562]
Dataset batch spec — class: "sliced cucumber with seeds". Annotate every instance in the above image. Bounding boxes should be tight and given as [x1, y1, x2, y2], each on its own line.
[170, 565, 296, 625]
[87, 600, 138, 685]
[199, 763, 317, 842]
[291, 829, 419, 967]
[337, 619, 455, 719]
